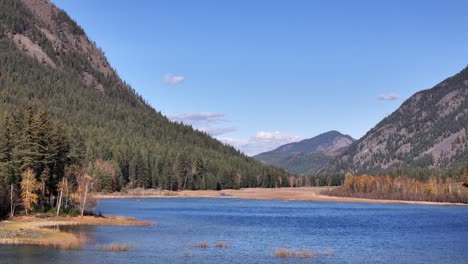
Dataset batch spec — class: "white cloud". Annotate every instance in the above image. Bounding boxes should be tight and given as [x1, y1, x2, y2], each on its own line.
[377, 92, 400, 101]
[168, 112, 225, 124]
[218, 131, 302, 156]
[168, 112, 235, 136]
[254, 131, 298, 141]
[168, 114, 301, 154]
[217, 137, 249, 146]
[163, 74, 185, 85]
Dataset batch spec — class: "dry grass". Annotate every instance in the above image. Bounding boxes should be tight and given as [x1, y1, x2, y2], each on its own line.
[275, 248, 300, 258]
[97, 243, 132, 252]
[274, 248, 318, 259]
[96, 188, 178, 198]
[194, 241, 209, 248]
[162, 190, 177, 197]
[12, 215, 153, 227]
[75, 216, 154, 227]
[97, 187, 330, 200]
[0, 225, 87, 250]
[275, 248, 290, 258]
[0, 215, 152, 249]
[215, 241, 229, 248]
[96, 187, 467, 206]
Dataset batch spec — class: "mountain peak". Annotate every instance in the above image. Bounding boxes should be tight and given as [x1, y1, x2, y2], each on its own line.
[273, 130, 355, 154]
[4, 0, 145, 106]
[254, 131, 355, 174]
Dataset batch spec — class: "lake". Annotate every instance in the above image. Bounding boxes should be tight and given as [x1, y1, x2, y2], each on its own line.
[1, 198, 467, 263]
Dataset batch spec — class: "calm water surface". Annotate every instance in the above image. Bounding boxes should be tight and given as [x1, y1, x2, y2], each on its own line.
[1, 198, 467, 263]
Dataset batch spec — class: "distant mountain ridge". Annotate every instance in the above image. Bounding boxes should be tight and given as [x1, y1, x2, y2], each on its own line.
[273, 131, 354, 154]
[254, 131, 355, 174]
[321, 66, 468, 173]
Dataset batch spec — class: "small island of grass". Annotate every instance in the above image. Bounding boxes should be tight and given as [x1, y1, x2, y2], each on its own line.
[0, 215, 152, 249]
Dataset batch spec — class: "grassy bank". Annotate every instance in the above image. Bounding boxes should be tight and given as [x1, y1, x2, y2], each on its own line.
[0, 215, 153, 249]
[96, 187, 468, 206]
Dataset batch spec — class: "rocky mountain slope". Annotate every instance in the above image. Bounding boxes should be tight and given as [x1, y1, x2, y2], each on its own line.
[322, 67, 468, 173]
[254, 131, 354, 174]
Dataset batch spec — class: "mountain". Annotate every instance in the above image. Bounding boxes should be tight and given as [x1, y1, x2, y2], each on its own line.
[254, 131, 355, 174]
[272, 131, 355, 154]
[0, 0, 289, 190]
[322, 67, 468, 173]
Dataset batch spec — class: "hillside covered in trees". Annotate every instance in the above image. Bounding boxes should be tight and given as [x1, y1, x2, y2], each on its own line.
[0, 0, 292, 218]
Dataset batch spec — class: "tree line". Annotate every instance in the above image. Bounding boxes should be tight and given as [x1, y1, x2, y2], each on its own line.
[322, 172, 468, 203]
[0, 108, 98, 218]
[0, 108, 293, 219]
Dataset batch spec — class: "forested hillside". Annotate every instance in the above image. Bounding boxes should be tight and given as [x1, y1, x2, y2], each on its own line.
[255, 131, 354, 174]
[0, 0, 290, 218]
[321, 67, 468, 174]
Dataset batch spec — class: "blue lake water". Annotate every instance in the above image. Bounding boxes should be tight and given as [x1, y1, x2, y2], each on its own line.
[1, 198, 467, 263]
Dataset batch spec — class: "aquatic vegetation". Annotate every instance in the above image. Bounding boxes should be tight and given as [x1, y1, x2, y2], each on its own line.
[194, 241, 209, 248]
[215, 241, 229, 248]
[274, 248, 317, 258]
[97, 243, 133, 252]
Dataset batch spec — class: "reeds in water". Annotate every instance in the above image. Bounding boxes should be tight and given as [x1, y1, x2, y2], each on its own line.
[274, 248, 318, 259]
[215, 241, 229, 248]
[97, 243, 132, 252]
[194, 241, 209, 248]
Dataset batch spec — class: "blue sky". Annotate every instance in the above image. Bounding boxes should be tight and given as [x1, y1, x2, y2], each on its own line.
[52, 0, 468, 155]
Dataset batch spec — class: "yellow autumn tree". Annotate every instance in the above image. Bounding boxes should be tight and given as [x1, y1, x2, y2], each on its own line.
[73, 172, 96, 218]
[425, 178, 436, 196]
[20, 168, 40, 215]
[463, 164, 468, 187]
[277, 176, 283, 187]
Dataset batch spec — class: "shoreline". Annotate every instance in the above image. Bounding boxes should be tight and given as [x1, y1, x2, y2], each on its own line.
[96, 187, 468, 206]
[0, 215, 153, 249]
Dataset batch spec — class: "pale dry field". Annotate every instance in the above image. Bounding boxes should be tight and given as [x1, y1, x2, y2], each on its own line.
[97, 187, 467, 206]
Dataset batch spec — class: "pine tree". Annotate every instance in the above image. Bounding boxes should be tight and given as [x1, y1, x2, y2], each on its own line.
[45, 123, 70, 197]
[31, 110, 49, 172]
[0, 114, 19, 217]
[0, 114, 14, 163]
[13, 108, 37, 171]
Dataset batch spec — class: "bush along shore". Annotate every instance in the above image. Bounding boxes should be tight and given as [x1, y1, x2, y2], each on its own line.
[322, 174, 468, 204]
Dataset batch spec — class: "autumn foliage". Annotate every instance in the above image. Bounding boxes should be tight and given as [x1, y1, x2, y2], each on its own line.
[323, 174, 468, 203]
[20, 169, 41, 215]
[463, 165, 468, 188]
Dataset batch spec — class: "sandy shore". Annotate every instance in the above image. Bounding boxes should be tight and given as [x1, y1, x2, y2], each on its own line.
[0, 215, 153, 249]
[97, 187, 467, 206]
